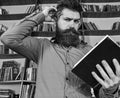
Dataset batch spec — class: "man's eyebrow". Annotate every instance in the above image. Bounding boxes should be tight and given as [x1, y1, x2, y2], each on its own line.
[64, 17, 80, 20]
[64, 17, 72, 19]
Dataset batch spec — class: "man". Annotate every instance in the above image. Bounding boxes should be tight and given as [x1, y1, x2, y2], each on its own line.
[0, 0, 120, 98]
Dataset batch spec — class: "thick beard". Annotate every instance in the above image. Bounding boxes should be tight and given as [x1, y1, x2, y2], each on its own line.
[53, 26, 80, 48]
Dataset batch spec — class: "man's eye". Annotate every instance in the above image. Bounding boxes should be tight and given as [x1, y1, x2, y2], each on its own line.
[65, 18, 71, 22]
[74, 20, 80, 23]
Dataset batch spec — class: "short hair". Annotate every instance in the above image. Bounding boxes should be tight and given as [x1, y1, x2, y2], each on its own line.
[56, 0, 83, 16]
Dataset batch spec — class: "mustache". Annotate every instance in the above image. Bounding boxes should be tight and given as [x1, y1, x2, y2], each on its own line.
[62, 28, 79, 35]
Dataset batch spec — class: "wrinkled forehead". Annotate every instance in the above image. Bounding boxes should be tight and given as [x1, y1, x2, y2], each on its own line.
[60, 8, 81, 19]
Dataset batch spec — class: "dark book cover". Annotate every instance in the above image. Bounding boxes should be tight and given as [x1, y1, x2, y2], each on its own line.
[72, 35, 120, 88]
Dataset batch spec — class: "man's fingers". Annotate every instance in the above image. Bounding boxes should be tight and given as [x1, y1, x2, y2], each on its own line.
[102, 60, 116, 80]
[96, 64, 111, 83]
[91, 71, 108, 88]
[92, 59, 120, 89]
[113, 58, 120, 76]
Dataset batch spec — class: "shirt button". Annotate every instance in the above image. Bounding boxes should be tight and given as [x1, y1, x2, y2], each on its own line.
[66, 77, 69, 80]
[67, 62, 69, 65]
[67, 50, 69, 52]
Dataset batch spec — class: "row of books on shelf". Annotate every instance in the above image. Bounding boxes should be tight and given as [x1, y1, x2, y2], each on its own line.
[0, 83, 35, 98]
[0, 5, 41, 15]
[80, 22, 98, 31]
[0, 89, 19, 98]
[0, 60, 21, 81]
[33, 22, 56, 32]
[21, 84, 35, 98]
[0, 60, 37, 82]
[82, 4, 120, 12]
[80, 21, 120, 31]
[25, 5, 42, 14]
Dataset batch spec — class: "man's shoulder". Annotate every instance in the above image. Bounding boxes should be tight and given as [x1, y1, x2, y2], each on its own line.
[37, 38, 53, 47]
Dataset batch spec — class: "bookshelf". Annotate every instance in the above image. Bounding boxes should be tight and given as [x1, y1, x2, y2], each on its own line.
[0, 53, 37, 98]
[81, 0, 120, 46]
[0, 54, 27, 97]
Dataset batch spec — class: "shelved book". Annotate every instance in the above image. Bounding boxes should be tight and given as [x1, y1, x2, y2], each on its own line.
[72, 35, 120, 88]
[82, 4, 120, 12]
[0, 89, 15, 98]
[0, 55, 27, 81]
[20, 84, 36, 98]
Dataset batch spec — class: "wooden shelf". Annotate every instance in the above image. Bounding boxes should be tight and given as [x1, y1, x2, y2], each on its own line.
[22, 80, 36, 84]
[0, 13, 29, 20]
[82, 30, 120, 36]
[0, 80, 36, 84]
[0, 80, 23, 84]
[82, 11, 120, 18]
[81, 0, 120, 3]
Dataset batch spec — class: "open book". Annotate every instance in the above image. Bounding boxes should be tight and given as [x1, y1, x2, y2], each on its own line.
[72, 35, 120, 88]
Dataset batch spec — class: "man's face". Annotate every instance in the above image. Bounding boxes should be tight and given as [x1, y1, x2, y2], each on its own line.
[55, 8, 81, 47]
[57, 8, 81, 33]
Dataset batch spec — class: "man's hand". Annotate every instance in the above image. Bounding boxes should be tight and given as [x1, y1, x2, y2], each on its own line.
[42, 6, 56, 16]
[92, 58, 120, 89]
[42, 6, 57, 21]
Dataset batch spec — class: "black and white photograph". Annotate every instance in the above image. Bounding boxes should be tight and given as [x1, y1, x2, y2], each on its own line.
[0, 0, 120, 98]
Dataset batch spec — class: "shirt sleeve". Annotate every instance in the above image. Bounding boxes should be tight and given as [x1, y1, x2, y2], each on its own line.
[98, 84, 119, 98]
[0, 12, 46, 63]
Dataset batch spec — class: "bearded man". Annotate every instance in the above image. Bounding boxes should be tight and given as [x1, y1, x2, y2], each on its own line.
[1, 0, 120, 98]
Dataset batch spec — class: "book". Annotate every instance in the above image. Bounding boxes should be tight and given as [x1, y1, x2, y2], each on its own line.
[26, 67, 37, 81]
[1, 60, 20, 80]
[20, 84, 35, 98]
[0, 89, 15, 98]
[72, 35, 120, 88]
